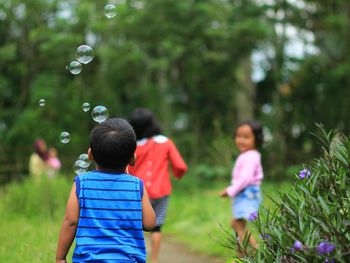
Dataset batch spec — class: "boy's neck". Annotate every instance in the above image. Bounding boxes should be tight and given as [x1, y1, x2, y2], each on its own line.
[95, 166, 126, 174]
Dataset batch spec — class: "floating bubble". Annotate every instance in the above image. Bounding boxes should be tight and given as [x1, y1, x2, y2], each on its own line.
[68, 61, 82, 75]
[76, 45, 94, 64]
[78, 153, 91, 168]
[104, 4, 117, 18]
[82, 102, 91, 112]
[38, 99, 46, 107]
[92, 105, 109, 123]
[73, 160, 88, 174]
[59, 131, 71, 144]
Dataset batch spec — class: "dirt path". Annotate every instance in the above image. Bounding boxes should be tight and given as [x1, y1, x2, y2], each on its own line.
[146, 236, 226, 263]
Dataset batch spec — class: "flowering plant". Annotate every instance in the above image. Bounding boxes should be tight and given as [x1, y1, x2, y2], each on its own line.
[224, 125, 350, 262]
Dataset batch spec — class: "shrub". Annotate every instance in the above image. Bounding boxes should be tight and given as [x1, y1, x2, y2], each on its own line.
[224, 126, 350, 262]
[191, 163, 230, 181]
[0, 176, 72, 220]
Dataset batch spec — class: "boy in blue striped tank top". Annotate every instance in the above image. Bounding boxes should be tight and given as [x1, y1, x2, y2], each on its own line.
[56, 118, 156, 263]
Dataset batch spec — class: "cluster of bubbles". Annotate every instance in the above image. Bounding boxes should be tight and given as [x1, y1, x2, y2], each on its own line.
[57, 104, 109, 175]
[73, 153, 92, 174]
[39, 4, 116, 174]
[54, 105, 108, 145]
[67, 3, 117, 75]
[68, 45, 94, 75]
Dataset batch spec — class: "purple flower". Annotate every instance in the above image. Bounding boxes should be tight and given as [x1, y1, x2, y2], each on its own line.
[299, 169, 311, 179]
[248, 211, 258, 221]
[324, 258, 334, 263]
[293, 240, 303, 251]
[317, 241, 335, 255]
[259, 233, 271, 240]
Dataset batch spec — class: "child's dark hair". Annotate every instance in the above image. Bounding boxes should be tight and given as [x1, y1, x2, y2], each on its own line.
[128, 108, 162, 140]
[90, 118, 136, 170]
[236, 120, 264, 148]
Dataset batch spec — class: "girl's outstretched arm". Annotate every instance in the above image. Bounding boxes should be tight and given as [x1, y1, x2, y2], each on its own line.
[56, 183, 79, 263]
[168, 140, 187, 179]
[142, 186, 156, 230]
[219, 189, 228, 197]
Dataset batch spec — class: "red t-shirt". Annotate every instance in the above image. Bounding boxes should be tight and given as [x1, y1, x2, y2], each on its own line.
[128, 135, 187, 199]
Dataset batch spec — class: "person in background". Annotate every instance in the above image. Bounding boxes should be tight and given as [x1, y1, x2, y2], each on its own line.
[29, 138, 49, 179]
[220, 120, 264, 256]
[47, 147, 61, 178]
[56, 118, 155, 263]
[128, 108, 188, 263]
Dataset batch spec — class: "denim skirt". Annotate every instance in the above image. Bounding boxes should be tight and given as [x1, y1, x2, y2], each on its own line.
[232, 185, 262, 220]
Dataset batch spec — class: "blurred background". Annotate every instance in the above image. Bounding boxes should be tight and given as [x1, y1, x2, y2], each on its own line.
[1, 0, 349, 184]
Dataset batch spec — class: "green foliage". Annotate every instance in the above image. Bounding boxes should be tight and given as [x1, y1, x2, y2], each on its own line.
[0, 176, 73, 262]
[0, 176, 71, 220]
[224, 126, 350, 262]
[0, 217, 62, 262]
[188, 119, 237, 183]
[191, 163, 229, 182]
[0, 0, 270, 182]
[1, 0, 350, 185]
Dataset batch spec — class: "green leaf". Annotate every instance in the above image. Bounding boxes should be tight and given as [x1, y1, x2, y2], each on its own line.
[318, 196, 331, 215]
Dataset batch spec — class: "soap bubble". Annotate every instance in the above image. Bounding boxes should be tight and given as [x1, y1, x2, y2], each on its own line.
[73, 160, 87, 174]
[82, 102, 91, 112]
[76, 45, 94, 64]
[38, 99, 46, 107]
[78, 153, 91, 168]
[68, 61, 82, 75]
[59, 131, 71, 144]
[104, 4, 117, 18]
[92, 105, 109, 123]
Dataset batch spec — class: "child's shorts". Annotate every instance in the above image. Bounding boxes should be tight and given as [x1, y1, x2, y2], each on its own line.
[232, 185, 262, 220]
[150, 196, 169, 227]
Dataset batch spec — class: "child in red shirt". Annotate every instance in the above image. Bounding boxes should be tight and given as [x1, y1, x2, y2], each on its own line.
[128, 108, 187, 263]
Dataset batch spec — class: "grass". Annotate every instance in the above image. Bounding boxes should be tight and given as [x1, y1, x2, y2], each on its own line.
[0, 176, 74, 262]
[0, 175, 290, 262]
[164, 179, 290, 260]
[0, 217, 60, 262]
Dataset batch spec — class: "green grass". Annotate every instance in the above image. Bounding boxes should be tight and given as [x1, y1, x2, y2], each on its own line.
[0, 175, 290, 262]
[0, 176, 73, 263]
[0, 217, 60, 262]
[164, 180, 290, 260]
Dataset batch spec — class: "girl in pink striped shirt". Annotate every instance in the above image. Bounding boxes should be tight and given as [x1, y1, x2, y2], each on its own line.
[220, 120, 264, 254]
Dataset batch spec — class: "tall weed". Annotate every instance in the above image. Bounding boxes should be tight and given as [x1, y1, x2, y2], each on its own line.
[0, 176, 72, 220]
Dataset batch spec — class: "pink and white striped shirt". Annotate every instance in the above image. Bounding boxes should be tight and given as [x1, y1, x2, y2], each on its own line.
[226, 149, 263, 197]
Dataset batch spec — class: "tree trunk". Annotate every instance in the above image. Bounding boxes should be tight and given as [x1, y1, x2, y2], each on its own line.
[235, 57, 255, 122]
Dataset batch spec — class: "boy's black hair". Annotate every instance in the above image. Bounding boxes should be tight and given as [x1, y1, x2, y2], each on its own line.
[90, 118, 136, 170]
[236, 120, 264, 148]
[128, 108, 162, 140]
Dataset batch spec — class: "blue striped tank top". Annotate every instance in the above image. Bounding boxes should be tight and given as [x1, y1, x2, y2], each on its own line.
[73, 170, 145, 263]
